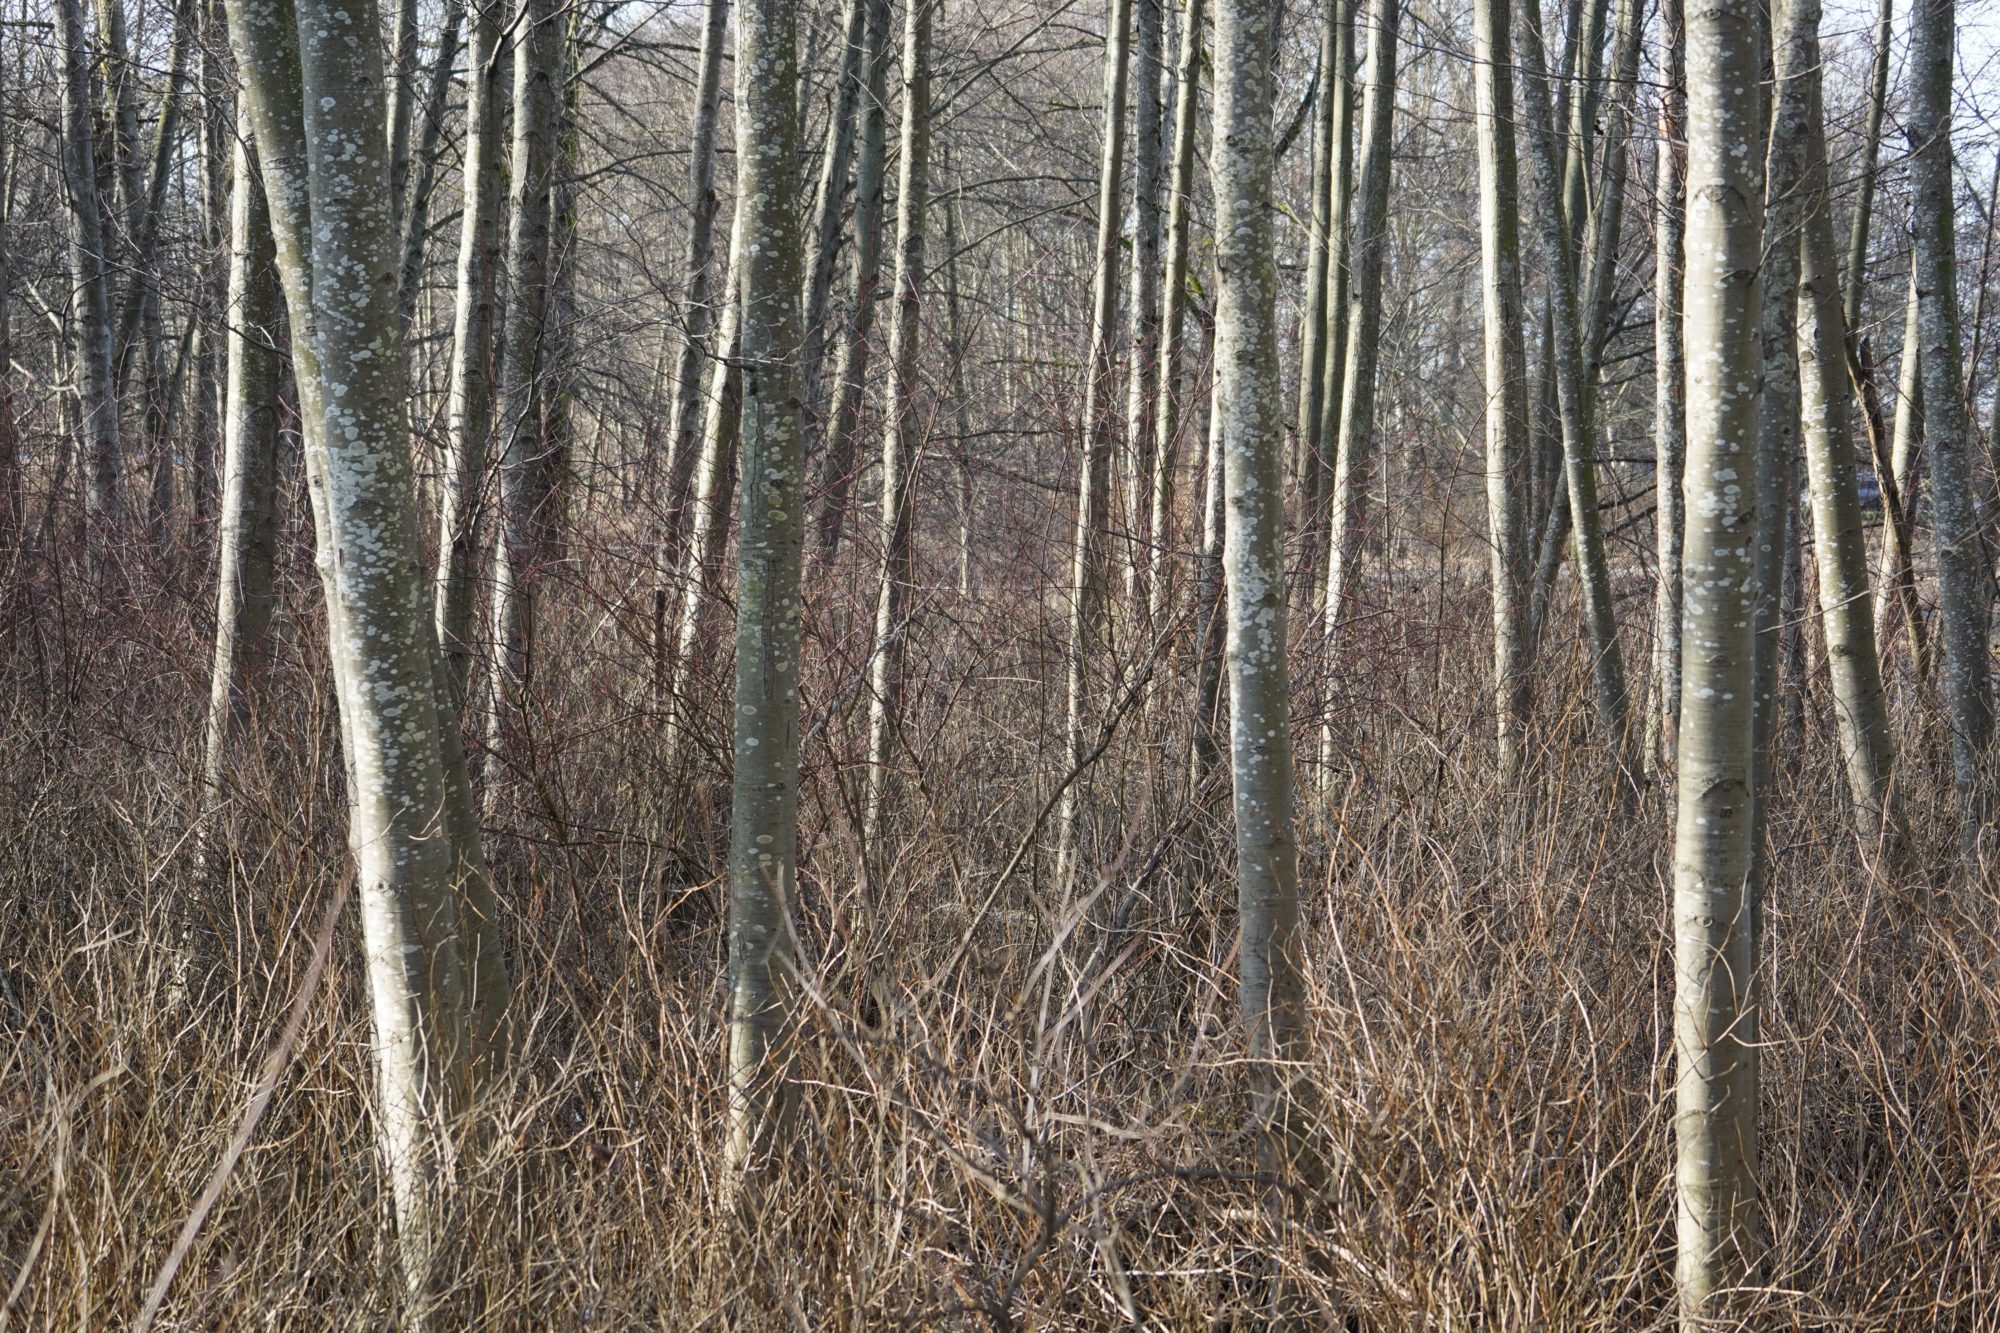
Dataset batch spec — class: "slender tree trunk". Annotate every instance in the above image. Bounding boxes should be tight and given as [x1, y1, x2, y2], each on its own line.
[397, 0, 468, 324]
[811, 0, 892, 565]
[60, 0, 121, 542]
[659, 0, 731, 556]
[1123, 0, 1165, 612]
[1841, 0, 1894, 343]
[485, 0, 562, 806]
[799, 0, 870, 430]
[1146, 0, 1204, 631]
[1647, 0, 1686, 776]
[1792, 23, 1898, 854]
[1906, 0, 1995, 866]
[1318, 0, 1400, 771]
[1752, 3, 1809, 889]
[225, 0, 506, 1298]
[1308, 0, 1357, 612]
[200, 121, 280, 815]
[1874, 272, 1930, 676]
[1212, 0, 1306, 1288]
[1514, 0, 1632, 777]
[434, 0, 507, 706]
[1471, 0, 1533, 782]
[1056, 0, 1135, 885]
[862, 0, 933, 850]
[726, 0, 805, 1178]
[1190, 361, 1227, 784]
[0, 114, 20, 549]
[1295, 1, 1340, 503]
[1673, 0, 1764, 1313]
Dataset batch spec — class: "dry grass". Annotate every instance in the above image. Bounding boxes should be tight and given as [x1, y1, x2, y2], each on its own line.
[3, 519, 1999, 1331]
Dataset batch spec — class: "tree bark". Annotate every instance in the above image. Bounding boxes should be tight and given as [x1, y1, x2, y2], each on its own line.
[726, 0, 806, 1178]
[1647, 0, 1686, 776]
[1056, 0, 1135, 885]
[1471, 0, 1534, 782]
[59, 0, 122, 542]
[799, 0, 871, 432]
[1673, 0, 1764, 1312]
[862, 0, 934, 850]
[1906, 0, 1995, 866]
[1123, 0, 1165, 612]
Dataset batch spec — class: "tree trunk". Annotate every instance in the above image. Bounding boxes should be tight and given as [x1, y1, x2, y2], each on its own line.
[60, 0, 122, 541]
[1673, 0, 1764, 1313]
[1471, 0, 1534, 782]
[434, 0, 507, 706]
[726, 0, 805, 1179]
[200, 121, 280, 818]
[1793, 31, 1898, 853]
[1145, 0, 1205, 632]
[1874, 272, 1929, 677]
[1123, 0, 1165, 613]
[1906, 0, 1995, 866]
[1840, 0, 1894, 342]
[1647, 0, 1686, 777]
[799, 0, 870, 430]
[1308, 0, 1357, 614]
[1514, 0, 1632, 778]
[1056, 0, 1134, 885]
[225, 0, 507, 1299]
[396, 0, 468, 324]
[862, 0, 933, 850]
[485, 0, 562, 807]
[810, 0, 892, 565]
[1211, 0, 1306, 1289]
[1318, 0, 1400, 771]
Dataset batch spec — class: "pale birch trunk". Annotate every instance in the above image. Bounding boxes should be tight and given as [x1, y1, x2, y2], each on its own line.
[1319, 0, 1400, 775]
[59, 0, 121, 540]
[1212, 0, 1306, 1274]
[1906, 0, 1995, 866]
[1145, 0, 1205, 632]
[811, 0, 892, 564]
[1875, 273, 1929, 677]
[201, 122, 280, 815]
[1472, 0, 1533, 782]
[1294, 2, 1340, 501]
[433, 0, 507, 705]
[1123, 0, 1165, 613]
[485, 0, 562, 805]
[1790, 0, 1899, 855]
[1648, 0, 1686, 776]
[1514, 0, 1632, 776]
[726, 0, 805, 1177]
[799, 0, 870, 430]
[1309, 0, 1357, 610]
[659, 0, 730, 552]
[225, 0, 502, 1298]
[1056, 0, 1134, 885]
[1674, 0, 1764, 1311]
[862, 0, 933, 849]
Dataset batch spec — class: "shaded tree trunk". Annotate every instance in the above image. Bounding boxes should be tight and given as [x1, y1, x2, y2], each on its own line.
[1647, 0, 1686, 776]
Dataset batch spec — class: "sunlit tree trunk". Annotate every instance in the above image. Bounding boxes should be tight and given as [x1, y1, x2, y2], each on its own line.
[1647, 0, 1686, 777]
[225, 0, 506, 1298]
[1513, 0, 1631, 778]
[200, 121, 280, 817]
[811, 0, 892, 565]
[1319, 0, 1400, 773]
[1673, 0, 1764, 1312]
[1906, 0, 1994, 866]
[1056, 0, 1134, 885]
[59, 0, 121, 541]
[485, 0, 562, 806]
[1790, 0, 1899, 856]
[725, 0, 805, 1178]
[863, 0, 934, 849]
[1146, 0, 1204, 632]
[1471, 0, 1533, 782]
[1307, 0, 1356, 611]
[1123, 0, 1165, 613]
[1874, 273, 1929, 678]
[1212, 0, 1306, 1295]
[799, 0, 870, 431]
[433, 0, 507, 705]
[1294, 1, 1340, 509]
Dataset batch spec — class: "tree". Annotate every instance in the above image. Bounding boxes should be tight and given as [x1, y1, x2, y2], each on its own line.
[1211, 0, 1305, 1231]
[1470, 0, 1533, 781]
[59, 0, 121, 542]
[1056, 0, 1135, 885]
[725, 0, 805, 1175]
[1906, 0, 1994, 866]
[863, 0, 935, 849]
[1673, 0, 1764, 1312]
[1647, 0, 1686, 775]
[222, 0, 509, 1299]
